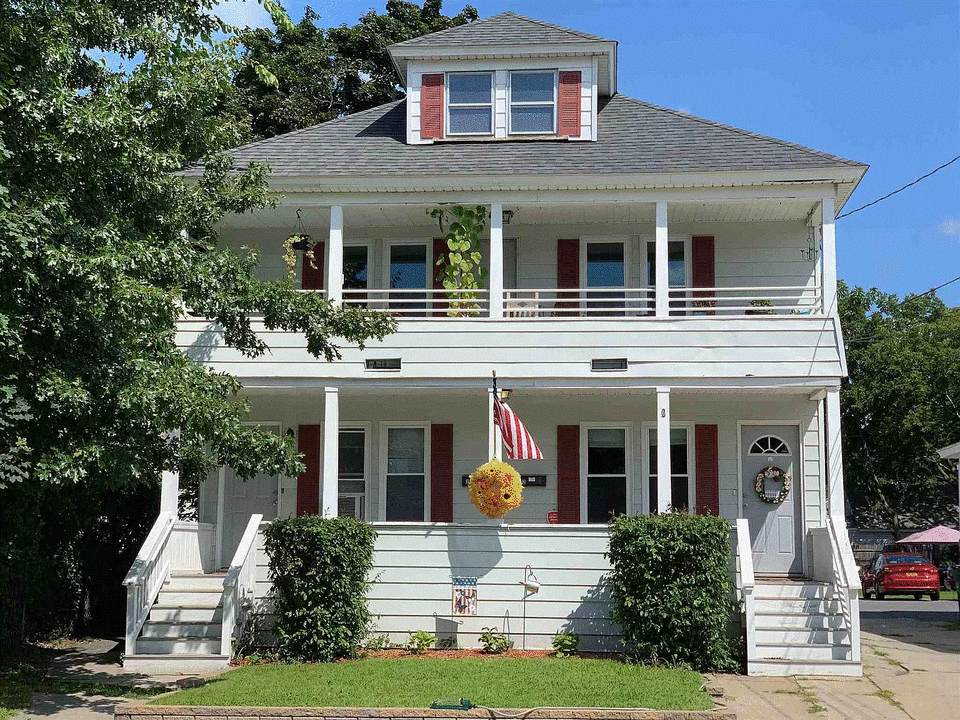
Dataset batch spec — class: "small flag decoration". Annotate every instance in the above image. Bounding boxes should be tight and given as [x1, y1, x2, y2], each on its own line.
[493, 395, 544, 460]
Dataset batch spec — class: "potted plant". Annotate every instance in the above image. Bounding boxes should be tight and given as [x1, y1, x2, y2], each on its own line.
[746, 298, 775, 315]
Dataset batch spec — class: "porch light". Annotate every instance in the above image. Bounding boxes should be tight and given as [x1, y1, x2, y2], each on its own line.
[499, 388, 512, 401]
[502, 209, 515, 224]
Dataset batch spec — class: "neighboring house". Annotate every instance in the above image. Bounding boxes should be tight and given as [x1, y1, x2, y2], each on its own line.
[123, 12, 867, 677]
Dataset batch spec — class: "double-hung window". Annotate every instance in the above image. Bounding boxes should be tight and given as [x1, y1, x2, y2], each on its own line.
[509, 71, 556, 134]
[447, 73, 493, 135]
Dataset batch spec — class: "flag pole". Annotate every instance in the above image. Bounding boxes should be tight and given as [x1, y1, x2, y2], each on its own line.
[491, 371, 501, 460]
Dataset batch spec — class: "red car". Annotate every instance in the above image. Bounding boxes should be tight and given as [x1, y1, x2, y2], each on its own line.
[861, 553, 940, 601]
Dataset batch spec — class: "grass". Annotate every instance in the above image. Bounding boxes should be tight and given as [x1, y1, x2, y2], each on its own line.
[0, 644, 163, 720]
[774, 686, 825, 715]
[154, 657, 712, 711]
[940, 590, 958, 601]
[940, 621, 960, 631]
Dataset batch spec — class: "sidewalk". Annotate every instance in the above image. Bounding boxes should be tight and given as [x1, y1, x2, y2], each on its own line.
[709, 615, 959, 719]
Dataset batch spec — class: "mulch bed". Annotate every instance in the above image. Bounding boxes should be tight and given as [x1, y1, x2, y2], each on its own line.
[361, 649, 618, 661]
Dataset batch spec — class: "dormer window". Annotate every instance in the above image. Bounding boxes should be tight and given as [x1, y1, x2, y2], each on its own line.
[509, 71, 556, 134]
[447, 73, 493, 135]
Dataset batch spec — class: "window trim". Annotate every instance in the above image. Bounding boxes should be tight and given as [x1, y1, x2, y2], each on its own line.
[579, 422, 633, 524]
[379, 422, 431, 522]
[507, 70, 558, 136]
[338, 424, 371, 521]
[580, 235, 630, 289]
[644, 235, 693, 291]
[341, 241, 373, 291]
[446, 71, 494, 137]
[641, 422, 696, 514]
[382, 239, 430, 290]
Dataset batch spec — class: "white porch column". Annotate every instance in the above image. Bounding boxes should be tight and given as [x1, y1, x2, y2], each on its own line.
[326, 205, 344, 304]
[321, 387, 340, 518]
[489, 202, 504, 319]
[159, 429, 180, 516]
[655, 202, 669, 317]
[820, 197, 837, 316]
[656, 387, 672, 513]
[825, 387, 845, 519]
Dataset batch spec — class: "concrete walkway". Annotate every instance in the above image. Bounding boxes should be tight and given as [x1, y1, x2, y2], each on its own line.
[709, 609, 960, 719]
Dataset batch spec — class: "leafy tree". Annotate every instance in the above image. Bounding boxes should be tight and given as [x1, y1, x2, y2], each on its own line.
[0, 0, 394, 646]
[839, 282, 960, 532]
[232, 1, 479, 140]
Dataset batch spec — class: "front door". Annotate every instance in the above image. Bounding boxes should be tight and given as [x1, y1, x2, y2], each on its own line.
[223, 466, 278, 567]
[740, 425, 802, 576]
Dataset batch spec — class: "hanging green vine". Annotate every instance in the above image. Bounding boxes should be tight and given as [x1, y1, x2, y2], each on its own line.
[429, 205, 487, 316]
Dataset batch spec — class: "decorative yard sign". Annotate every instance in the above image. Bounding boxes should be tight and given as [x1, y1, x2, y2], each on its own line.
[452, 577, 478, 615]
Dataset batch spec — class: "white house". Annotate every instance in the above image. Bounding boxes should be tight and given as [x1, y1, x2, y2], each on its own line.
[124, 12, 866, 677]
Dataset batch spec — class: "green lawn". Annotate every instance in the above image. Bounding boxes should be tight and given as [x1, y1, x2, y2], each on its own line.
[154, 657, 712, 711]
[0, 645, 162, 720]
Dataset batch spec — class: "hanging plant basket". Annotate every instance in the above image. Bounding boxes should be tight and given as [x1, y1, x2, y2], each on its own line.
[468, 458, 523, 519]
[755, 466, 791, 504]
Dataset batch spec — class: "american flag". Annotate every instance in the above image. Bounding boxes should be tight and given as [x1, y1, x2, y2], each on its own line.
[493, 395, 544, 460]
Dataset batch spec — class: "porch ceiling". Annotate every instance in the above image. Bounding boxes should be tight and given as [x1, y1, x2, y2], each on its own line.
[220, 198, 818, 230]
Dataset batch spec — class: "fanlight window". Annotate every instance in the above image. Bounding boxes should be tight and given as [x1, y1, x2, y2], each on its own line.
[749, 435, 790, 455]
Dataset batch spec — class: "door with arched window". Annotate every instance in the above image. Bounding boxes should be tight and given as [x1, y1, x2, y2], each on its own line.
[740, 425, 802, 576]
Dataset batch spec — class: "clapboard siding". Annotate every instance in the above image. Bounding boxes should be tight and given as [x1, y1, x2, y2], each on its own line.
[178, 318, 843, 381]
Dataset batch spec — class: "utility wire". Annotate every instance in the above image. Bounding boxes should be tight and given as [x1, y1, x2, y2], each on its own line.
[836, 154, 960, 219]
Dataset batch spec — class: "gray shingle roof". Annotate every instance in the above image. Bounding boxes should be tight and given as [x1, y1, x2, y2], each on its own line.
[389, 11, 612, 49]
[188, 94, 865, 179]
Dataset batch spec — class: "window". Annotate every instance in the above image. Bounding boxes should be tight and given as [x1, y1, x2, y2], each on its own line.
[387, 243, 427, 315]
[338, 429, 366, 520]
[584, 239, 626, 315]
[509, 71, 556, 134]
[586, 428, 628, 523]
[448, 73, 492, 135]
[343, 246, 368, 290]
[383, 426, 427, 521]
[646, 239, 690, 314]
[647, 427, 692, 512]
[749, 435, 790, 456]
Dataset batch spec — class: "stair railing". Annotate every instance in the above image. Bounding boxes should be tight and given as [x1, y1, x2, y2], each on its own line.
[221, 514, 263, 657]
[734, 518, 757, 672]
[826, 515, 861, 663]
[122, 511, 176, 657]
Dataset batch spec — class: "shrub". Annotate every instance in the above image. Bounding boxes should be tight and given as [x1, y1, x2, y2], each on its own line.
[263, 515, 376, 662]
[405, 630, 437, 654]
[552, 632, 580, 657]
[479, 626, 513, 654]
[607, 512, 739, 672]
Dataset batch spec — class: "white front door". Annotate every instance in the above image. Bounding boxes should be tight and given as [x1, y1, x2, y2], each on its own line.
[740, 425, 802, 576]
[223, 467, 278, 567]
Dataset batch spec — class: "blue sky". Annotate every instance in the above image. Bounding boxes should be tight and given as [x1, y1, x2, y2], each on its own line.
[219, 0, 960, 305]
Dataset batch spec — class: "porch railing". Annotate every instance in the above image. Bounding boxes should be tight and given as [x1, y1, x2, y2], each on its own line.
[122, 511, 176, 657]
[668, 285, 821, 315]
[734, 518, 757, 672]
[341, 288, 490, 318]
[221, 514, 263, 657]
[825, 516, 862, 663]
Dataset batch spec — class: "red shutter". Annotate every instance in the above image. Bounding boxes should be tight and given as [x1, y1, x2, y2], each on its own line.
[558, 71, 581, 138]
[557, 425, 581, 524]
[430, 424, 454, 522]
[296, 425, 320, 516]
[556, 238, 580, 316]
[695, 424, 720, 516]
[691, 235, 715, 315]
[301, 241, 325, 291]
[421, 74, 444, 139]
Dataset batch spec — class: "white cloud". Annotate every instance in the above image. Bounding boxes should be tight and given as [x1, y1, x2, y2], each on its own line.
[213, 0, 274, 30]
[939, 218, 960, 236]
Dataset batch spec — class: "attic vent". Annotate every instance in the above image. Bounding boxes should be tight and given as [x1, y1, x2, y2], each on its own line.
[365, 358, 401, 371]
[591, 358, 627, 372]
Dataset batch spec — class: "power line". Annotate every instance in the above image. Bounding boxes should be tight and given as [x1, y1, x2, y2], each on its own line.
[836, 155, 960, 219]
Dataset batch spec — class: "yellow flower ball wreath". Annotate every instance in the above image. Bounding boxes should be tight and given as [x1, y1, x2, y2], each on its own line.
[468, 458, 524, 518]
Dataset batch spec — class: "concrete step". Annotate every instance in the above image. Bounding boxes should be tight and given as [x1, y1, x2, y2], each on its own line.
[136, 637, 221, 655]
[123, 654, 231, 674]
[754, 596, 841, 613]
[754, 610, 845, 629]
[755, 641, 853, 662]
[755, 626, 850, 645]
[140, 621, 222, 639]
[749, 658, 863, 677]
[165, 574, 226, 591]
[155, 590, 224, 608]
[753, 582, 831, 599]
[148, 605, 223, 623]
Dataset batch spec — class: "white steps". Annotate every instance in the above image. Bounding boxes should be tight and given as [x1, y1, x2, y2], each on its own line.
[749, 580, 858, 676]
[127, 572, 229, 673]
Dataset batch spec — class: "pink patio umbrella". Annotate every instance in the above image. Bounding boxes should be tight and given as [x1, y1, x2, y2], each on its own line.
[895, 525, 960, 544]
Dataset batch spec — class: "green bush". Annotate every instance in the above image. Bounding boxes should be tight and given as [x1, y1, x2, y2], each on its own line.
[552, 632, 580, 657]
[405, 630, 436, 654]
[263, 515, 376, 662]
[478, 626, 513, 654]
[607, 513, 739, 672]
